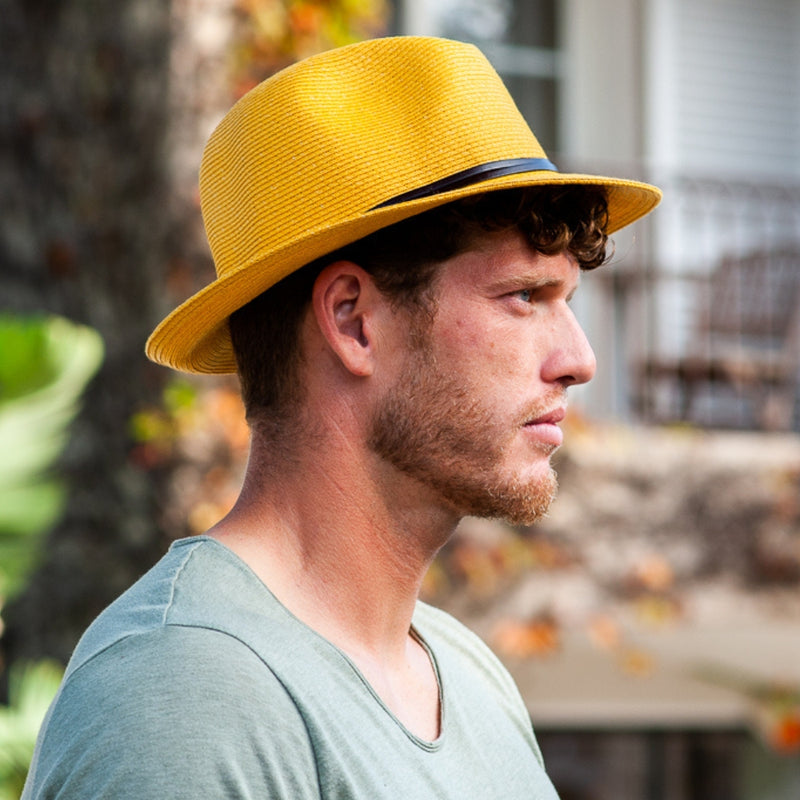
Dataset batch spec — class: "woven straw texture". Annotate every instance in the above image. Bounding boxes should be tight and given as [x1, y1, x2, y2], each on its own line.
[147, 36, 661, 374]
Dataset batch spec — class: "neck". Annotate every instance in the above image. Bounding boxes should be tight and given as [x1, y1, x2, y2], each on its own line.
[209, 431, 458, 662]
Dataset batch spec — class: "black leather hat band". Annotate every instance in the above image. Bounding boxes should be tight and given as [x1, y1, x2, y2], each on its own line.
[372, 157, 558, 209]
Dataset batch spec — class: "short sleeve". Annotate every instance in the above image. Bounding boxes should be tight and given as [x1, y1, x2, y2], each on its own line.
[23, 625, 321, 800]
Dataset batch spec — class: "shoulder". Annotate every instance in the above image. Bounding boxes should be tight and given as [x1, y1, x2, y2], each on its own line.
[63, 538, 208, 675]
[58, 624, 308, 737]
[26, 625, 321, 799]
[64, 536, 277, 677]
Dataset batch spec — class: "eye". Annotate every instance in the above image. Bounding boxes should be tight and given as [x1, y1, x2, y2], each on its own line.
[514, 288, 534, 303]
[511, 289, 540, 305]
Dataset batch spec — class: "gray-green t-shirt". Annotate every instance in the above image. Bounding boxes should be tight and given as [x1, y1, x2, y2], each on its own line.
[23, 537, 559, 799]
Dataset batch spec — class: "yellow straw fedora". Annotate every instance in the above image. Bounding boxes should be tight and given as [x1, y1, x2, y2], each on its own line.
[146, 36, 661, 374]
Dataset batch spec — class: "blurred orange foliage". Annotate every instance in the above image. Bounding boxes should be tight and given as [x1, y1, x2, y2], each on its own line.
[587, 614, 622, 651]
[426, 531, 575, 600]
[130, 378, 250, 537]
[771, 711, 800, 754]
[633, 554, 675, 593]
[231, 0, 388, 95]
[617, 647, 655, 678]
[493, 616, 561, 659]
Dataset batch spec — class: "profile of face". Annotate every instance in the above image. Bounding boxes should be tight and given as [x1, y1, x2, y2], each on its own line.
[369, 228, 597, 526]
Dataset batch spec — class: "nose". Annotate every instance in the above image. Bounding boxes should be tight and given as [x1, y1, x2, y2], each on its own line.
[540, 308, 597, 388]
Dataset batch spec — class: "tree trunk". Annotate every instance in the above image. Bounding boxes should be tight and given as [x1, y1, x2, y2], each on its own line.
[0, 0, 177, 665]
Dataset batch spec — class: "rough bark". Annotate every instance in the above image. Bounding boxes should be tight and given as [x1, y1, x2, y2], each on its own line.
[0, 0, 177, 664]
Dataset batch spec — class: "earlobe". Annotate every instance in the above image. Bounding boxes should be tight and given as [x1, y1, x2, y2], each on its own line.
[311, 262, 377, 377]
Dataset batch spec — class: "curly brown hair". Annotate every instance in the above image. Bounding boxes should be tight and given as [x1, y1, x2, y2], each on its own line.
[229, 185, 609, 433]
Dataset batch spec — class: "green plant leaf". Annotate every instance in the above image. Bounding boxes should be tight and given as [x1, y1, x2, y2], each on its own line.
[0, 661, 63, 799]
[0, 314, 104, 602]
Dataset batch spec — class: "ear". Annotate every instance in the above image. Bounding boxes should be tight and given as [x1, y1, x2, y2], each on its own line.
[311, 261, 384, 377]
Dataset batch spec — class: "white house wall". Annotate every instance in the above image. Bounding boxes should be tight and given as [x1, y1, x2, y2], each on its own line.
[673, 0, 800, 181]
[559, 0, 651, 417]
[644, 0, 800, 368]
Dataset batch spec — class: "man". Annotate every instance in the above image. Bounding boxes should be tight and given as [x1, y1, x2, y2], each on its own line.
[23, 36, 660, 798]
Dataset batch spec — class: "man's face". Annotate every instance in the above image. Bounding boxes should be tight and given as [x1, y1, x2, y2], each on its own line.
[369, 228, 596, 526]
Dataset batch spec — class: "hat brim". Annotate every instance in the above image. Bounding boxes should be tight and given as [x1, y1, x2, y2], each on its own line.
[146, 170, 661, 374]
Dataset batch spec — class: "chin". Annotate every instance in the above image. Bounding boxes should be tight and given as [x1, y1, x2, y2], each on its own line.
[456, 467, 559, 527]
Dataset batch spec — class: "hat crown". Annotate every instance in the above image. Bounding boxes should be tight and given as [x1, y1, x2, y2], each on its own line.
[147, 36, 660, 374]
[200, 37, 544, 283]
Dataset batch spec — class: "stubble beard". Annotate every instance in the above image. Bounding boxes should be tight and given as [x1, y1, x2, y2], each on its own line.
[368, 343, 559, 527]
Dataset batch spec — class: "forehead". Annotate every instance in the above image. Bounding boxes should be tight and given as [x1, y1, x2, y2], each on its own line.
[432, 227, 579, 292]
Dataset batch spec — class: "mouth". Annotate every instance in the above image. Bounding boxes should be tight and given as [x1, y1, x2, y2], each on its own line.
[523, 406, 566, 447]
[526, 407, 566, 426]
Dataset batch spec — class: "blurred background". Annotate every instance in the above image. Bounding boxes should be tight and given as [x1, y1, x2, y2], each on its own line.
[1, 1, 798, 798]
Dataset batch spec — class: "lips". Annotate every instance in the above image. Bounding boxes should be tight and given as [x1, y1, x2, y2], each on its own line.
[526, 407, 566, 426]
[523, 406, 566, 447]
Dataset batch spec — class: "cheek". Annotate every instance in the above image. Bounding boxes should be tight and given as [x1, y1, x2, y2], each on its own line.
[432, 309, 545, 381]
[484, 324, 546, 374]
